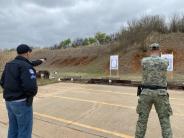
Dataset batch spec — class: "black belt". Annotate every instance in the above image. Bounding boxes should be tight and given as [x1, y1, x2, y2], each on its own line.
[142, 85, 167, 90]
[137, 85, 167, 96]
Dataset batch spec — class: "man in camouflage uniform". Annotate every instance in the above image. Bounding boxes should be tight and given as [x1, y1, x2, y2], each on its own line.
[135, 43, 173, 138]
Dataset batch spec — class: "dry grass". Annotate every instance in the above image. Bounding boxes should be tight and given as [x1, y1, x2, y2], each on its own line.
[0, 51, 16, 71]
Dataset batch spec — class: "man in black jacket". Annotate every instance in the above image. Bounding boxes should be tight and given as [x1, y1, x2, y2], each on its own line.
[0, 44, 45, 138]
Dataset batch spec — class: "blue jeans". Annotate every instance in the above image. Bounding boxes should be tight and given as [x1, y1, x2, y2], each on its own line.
[6, 101, 33, 138]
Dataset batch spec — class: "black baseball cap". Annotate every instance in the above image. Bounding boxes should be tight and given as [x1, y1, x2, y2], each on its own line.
[149, 43, 160, 51]
[17, 44, 32, 54]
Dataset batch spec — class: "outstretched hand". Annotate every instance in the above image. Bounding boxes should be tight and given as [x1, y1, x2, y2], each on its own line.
[39, 58, 47, 63]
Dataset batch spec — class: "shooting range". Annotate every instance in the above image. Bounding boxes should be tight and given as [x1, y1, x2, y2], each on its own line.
[1, 3, 184, 137]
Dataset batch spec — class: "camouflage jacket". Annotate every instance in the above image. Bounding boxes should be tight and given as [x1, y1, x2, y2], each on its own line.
[141, 56, 169, 95]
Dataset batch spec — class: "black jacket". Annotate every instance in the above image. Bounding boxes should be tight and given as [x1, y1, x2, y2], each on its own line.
[0, 56, 42, 101]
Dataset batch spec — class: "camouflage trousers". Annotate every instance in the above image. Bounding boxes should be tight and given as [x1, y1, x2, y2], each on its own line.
[135, 91, 173, 138]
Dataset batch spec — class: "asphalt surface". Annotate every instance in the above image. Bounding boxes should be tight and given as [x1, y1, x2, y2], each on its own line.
[0, 82, 184, 138]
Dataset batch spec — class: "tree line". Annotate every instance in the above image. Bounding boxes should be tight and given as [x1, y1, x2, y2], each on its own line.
[119, 14, 184, 52]
[2, 14, 184, 51]
[50, 32, 120, 50]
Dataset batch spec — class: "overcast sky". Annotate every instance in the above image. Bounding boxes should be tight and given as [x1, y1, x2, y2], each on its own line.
[0, 0, 184, 48]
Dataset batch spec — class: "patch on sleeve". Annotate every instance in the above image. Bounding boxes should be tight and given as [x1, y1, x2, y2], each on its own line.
[30, 75, 36, 79]
[29, 69, 35, 74]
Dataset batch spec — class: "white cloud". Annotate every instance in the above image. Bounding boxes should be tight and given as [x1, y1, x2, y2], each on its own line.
[0, 0, 184, 48]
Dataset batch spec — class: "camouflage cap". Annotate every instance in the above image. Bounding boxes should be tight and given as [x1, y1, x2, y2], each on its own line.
[149, 43, 160, 50]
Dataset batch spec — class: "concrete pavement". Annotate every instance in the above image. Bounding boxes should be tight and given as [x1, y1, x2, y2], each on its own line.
[1, 83, 184, 138]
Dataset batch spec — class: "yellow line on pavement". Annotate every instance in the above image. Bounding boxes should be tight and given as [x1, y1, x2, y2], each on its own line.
[0, 120, 7, 125]
[38, 87, 135, 97]
[170, 97, 184, 101]
[59, 87, 184, 101]
[51, 95, 184, 118]
[52, 96, 136, 109]
[77, 88, 184, 101]
[38, 84, 184, 101]
[174, 113, 184, 117]
[34, 112, 133, 138]
[83, 88, 184, 101]
[172, 103, 184, 106]
[76, 88, 136, 96]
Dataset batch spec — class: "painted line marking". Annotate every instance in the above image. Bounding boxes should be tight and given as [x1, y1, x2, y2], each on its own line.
[50, 95, 184, 117]
[52, 96, 135, 109]
[174, 113, 184, 117]
[170, 97, 184, 101]
[80, 88, 184, 101]
[38, 87, 135, 97]
[2, 95, 184, 117]
[0, 120, 7, 125]
[34, 112, 133, 138]
[74, 88, 136, 96]
[42, 86, 184, 101]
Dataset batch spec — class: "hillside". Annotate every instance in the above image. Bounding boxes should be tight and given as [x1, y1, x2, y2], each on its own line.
[31, 33, 184, 79]
[0, 51, 16, 71]
[1, 33, 184, 81]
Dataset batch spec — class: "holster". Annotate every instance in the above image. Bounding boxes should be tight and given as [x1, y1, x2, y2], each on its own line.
[26, 97, 33, 106]
[137, 85, 142, 96]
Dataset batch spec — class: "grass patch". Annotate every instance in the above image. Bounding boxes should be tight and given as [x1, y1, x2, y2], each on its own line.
[119, 74, 141, 81]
